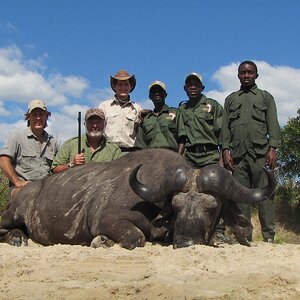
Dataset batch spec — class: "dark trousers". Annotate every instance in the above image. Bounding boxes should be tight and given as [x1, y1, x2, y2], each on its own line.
[233, 154, 275, 240]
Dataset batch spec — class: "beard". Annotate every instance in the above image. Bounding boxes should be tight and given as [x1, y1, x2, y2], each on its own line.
[86, 130, 104, 138]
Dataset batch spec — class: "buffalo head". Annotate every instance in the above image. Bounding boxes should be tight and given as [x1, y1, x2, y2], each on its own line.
[129, 164, 276, 248]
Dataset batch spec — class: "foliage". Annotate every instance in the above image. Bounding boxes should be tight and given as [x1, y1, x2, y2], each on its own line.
[0, 170, 9, 213]
[277, 109, 300, 184]
[274, 182, 300, 234]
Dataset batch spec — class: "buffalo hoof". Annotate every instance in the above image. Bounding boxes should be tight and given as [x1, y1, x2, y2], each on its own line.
[7, 229, 28, 247]
[90, 235, 114, 248]
[173, 239, 195, 249]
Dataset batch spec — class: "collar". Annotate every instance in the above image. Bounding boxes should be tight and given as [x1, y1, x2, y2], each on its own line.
[152, 104, 172, 114]
[238, 84, 258, 96]
[85, 134, 107, 150]
[186, 94, 206, 108]
[111, 95, 134, 108]
[26, 127, 49, 141]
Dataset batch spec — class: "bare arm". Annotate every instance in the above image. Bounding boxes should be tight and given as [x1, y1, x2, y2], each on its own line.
[0, 155, 29, 187]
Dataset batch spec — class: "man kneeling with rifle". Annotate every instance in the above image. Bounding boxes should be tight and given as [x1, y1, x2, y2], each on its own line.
[51, 108, 121, 173]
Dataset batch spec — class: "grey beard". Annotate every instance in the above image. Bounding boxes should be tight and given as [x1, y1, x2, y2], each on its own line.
[86, 130, 103, 138]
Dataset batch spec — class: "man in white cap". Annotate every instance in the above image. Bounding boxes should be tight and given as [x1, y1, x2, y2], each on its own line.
[51, 108, 121, 173]
[177, 72, 223, 167]
[98, 69, 142, 153]
[0, 99, 58, 191]
[134, 81, 178, 151]
[177, 73, 231, 244]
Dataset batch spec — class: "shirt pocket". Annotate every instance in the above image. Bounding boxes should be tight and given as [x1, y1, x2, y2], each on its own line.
[252, 102, 267, 123]
[165, 119, 176, 133]
[228, 102, 242, 128]
[20, 153, 37, 172]
[252, 138, 268, 155]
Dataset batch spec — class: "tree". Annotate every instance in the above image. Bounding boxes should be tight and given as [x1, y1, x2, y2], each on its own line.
[277, 109, 300, 184]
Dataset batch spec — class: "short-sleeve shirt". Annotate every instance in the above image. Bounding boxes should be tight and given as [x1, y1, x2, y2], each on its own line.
[134, 104, 178, 151]
[51, 134, 121, 170]
[99, 97, 142, 148]
[177, 94, 223, 147]
[221, 84, 280, 159]
[0, 128, 58, 183]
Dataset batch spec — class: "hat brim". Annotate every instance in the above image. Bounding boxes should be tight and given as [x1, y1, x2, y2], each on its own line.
[24, 110, 51, 120]
[110, 74, 136, 93]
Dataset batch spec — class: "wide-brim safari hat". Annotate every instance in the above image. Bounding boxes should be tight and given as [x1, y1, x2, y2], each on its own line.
[110, 69, 136, 93]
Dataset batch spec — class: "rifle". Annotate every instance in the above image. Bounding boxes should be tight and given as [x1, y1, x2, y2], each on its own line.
[77, 111, 81, 154]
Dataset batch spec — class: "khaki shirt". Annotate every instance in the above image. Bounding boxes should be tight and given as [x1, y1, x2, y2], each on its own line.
[0, 128, 58, 183]
[221, 84, 280, 159]
[51, 134, 121, 170]
[99, 97, 142, 148]
[134, 104, 178, 151]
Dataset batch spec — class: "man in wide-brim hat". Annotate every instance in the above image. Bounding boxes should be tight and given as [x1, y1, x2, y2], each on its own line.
[99, 69, 142, 153]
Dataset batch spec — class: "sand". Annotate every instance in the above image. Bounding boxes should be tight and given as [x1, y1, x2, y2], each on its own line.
[0, 240, 300, 300]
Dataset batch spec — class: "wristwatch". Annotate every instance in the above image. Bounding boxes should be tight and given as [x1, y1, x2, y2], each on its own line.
[68, 163, 74, 168]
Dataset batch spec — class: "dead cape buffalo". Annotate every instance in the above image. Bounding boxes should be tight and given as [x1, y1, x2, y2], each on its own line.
[0, 149, 276, 249]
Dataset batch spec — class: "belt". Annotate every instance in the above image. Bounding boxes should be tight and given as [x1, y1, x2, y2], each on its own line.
[120, 147, 137, 152]
[186, 144, 219, 153]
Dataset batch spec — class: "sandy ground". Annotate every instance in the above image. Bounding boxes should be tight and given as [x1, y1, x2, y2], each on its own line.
[0, 240, 300, 300]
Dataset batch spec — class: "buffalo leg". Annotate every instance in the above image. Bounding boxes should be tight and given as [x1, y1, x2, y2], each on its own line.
[96, 217, 147, 250]
[222, 200, 252, 246]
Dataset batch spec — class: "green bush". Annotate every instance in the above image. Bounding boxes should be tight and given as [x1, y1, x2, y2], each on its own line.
[274, 182, 300, 234]
[0, 170, 9, 213]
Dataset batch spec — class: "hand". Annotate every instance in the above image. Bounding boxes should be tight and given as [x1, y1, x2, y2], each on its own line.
[222, 150, 234, 172]
[73, 153, 85, 165]
[15, 179, 30, 188]
[266, 147, 277, 171]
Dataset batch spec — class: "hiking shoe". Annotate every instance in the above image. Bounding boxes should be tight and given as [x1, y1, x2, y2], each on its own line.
[213, 230, 236, 245]
[264, 238, 275, 243]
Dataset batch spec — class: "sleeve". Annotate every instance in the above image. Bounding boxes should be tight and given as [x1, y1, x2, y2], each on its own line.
[134, 124, 148, 149]
[213, 101, 224, 146]
[265, 93, 280, 148]
[51, 141, 72, 170]
[176, 107, 187, 140]
[220, 97, 231, 150]
[0, 131, 19, 162]
[113, 147, 122, 160]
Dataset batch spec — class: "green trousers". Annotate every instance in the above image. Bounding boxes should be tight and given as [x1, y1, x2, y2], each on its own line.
[233, 154, 275, 240]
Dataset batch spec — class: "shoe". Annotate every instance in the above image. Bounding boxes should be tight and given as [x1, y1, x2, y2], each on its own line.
[264, 238, 274, 243]
[213, 230, 235, 245]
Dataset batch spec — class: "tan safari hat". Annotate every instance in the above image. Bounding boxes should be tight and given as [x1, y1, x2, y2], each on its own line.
[110, 69, 136, 93]
[148, 80, 167, 93]
[25, 99, 51, 120]
[185, 72, 203, 84]
[85, 108, 105, 121]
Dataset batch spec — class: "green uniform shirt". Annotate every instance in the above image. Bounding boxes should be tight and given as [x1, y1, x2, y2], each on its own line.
[221, 84, 280, 159]
[51, 134, 121, 170]
[176, 95, 223, 167]
[177, 95, 223, 147]
[134, 104, 178, 151]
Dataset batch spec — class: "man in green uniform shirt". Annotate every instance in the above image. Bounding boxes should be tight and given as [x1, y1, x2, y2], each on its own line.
[177, 72, 223, 167]
[134, 81, 178, 151]
[51, 108, 121, 173]
[177, 73, 231, 244]
[221, 60, 280, 243]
